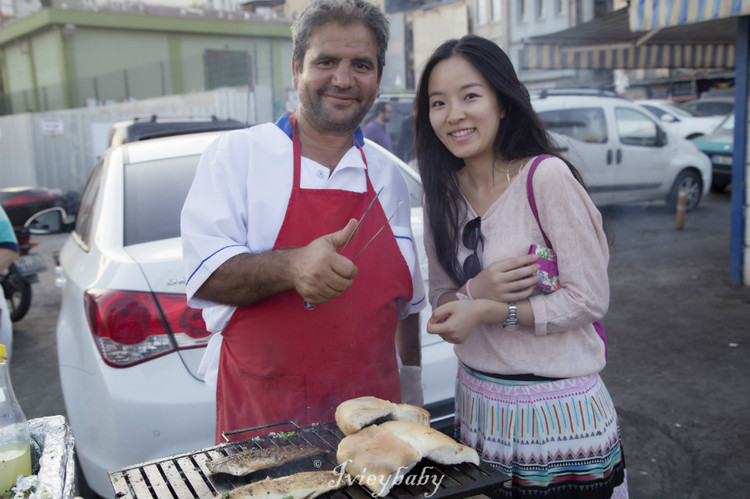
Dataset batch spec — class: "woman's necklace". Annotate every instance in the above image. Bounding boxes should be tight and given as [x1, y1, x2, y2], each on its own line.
[498, 160, 518, 184]
[503, 166, 512, 183]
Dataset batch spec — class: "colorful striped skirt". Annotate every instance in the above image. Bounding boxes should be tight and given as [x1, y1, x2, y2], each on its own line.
[456, 362, 628, 498]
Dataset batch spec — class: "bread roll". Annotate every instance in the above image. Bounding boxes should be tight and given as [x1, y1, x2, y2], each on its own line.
[391, 403, 430, 427]
[336, 425, 421, 497]
[335, 396, 395, 435]
[379, 421, 480, 465]
[335, 396, 430, 435]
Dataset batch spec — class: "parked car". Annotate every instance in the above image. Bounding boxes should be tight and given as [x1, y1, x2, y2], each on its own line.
[27, 130, 454, 498]
[692, 112, 735, 191]
[0, 187, 79, 228]
[107, 114, 247, 147]
[532, 93, 712, 211]
[681, 95, 735, 117]
[634, 99, 724, 139]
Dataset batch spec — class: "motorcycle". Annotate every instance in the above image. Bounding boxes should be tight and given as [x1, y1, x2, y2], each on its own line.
[1, 226, 47, 322]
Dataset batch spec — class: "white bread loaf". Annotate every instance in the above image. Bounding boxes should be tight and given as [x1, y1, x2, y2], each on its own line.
[336, 421, 480, 497]
[379, 421, 480, 465]
[335, 396, 430, 435]
[336, 424, 422, 497]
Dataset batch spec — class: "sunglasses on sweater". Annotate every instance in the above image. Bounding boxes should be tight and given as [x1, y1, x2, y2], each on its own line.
[462, 216, 483, 280]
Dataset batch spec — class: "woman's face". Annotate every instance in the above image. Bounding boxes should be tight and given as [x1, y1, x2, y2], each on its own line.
[427, 56, 504, 166]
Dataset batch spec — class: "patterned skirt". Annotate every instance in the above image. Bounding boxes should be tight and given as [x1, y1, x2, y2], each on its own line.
[456, 362, 628, 498]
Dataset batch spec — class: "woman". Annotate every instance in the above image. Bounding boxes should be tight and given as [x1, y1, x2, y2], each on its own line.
[415, 35, 628, 497]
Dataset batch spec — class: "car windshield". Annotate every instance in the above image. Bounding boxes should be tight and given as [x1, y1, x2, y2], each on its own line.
[717, 113, 735, 132]
[124, 155, 200, 246]
[665, 101, 707, 117]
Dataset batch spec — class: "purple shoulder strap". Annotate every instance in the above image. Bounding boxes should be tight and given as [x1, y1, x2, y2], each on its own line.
[526, 154, 554, 248]
[526, 154, 608, 355]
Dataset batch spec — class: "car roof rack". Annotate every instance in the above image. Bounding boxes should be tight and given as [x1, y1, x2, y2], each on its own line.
[532, 88, 626, 99]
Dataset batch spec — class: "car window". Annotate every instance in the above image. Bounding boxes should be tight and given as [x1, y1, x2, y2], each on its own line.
[124, 155, 200, 246]
[665, 102, 703, 117]
[698, 102, 734, 116]
[396, 165, 423, 208]
[717, 113, 735, 132]
[537, 107, 608, 144]
[615, 107, 660, 147]
[640, 104, 668, 119]
[74, 157, 104, 249]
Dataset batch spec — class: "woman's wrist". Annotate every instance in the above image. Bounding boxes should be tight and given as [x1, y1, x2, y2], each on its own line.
[456, 278, 476, 301]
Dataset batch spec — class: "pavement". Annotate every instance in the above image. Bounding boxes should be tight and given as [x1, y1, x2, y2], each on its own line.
[596, 190, 750, 498]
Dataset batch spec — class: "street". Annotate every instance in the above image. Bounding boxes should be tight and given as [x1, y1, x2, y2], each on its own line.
[8, 191, 750, 498]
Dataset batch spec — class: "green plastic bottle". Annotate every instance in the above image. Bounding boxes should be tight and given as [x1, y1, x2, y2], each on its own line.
[0, 344, 31, 493]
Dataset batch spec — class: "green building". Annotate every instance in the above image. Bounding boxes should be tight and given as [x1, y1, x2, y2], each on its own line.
[0, 5, 293, 115]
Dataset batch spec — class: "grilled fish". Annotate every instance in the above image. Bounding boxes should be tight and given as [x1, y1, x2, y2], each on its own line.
[226, 470, 346, 498]
[207, 446, 328, 477]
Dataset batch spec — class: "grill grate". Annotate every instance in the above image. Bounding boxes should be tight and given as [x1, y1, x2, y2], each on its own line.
[109, 423, 509, 498]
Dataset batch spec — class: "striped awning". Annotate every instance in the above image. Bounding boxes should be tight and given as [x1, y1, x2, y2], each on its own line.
[521, 7, 737, 70]
[630, 0, 750, 31]
[524, 42, 735, 69]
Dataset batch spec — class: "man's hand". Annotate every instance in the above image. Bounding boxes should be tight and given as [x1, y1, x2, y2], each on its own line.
[195, 219, 359, 307]
[292, 219, 359, 305]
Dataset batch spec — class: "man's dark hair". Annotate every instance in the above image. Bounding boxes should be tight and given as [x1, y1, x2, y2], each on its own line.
[373, 101, 390, 116]
[291, 0, 390, 80]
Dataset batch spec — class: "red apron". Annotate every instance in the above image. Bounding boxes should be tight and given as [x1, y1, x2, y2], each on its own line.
[215, 114, 413, 442]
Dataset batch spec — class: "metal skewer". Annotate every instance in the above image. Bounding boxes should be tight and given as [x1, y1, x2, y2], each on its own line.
[303, 187, 385, 311]
[351, 201, 404, 262]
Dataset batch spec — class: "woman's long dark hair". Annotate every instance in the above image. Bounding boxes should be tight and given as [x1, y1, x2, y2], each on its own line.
[415, 35, 586, 287]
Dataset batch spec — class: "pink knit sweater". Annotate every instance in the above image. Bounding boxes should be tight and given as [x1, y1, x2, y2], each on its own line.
[424, 156, 610, 378]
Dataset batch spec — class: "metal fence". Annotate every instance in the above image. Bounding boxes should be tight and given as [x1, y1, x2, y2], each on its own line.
[0, 85, 276, 194]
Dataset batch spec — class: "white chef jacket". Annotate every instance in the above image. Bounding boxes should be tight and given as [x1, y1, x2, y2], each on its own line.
[181, 116, 426, 389]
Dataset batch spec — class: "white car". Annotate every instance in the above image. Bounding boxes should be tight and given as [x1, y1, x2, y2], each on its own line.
[28, 131, 455, 498]
[532, 94, 712, 211]
[634, 99, 724, 139]
[681, 95, 735, 117]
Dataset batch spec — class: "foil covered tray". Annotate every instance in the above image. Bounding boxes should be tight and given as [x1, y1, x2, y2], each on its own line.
[15, 415, 77, 499]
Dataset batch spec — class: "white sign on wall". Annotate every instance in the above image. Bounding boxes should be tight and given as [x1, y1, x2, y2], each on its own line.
[41, 118, 64, 136]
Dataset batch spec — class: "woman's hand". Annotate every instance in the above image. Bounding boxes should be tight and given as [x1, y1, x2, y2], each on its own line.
[427, 300, 486, 344]
[471, 254, 540, 302]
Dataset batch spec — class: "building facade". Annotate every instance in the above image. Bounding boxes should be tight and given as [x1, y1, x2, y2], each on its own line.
[0, 0, 292, 115]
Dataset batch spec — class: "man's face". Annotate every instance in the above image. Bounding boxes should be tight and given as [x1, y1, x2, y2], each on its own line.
[382, 104, 392, 123]
[293, 22, 381, 134]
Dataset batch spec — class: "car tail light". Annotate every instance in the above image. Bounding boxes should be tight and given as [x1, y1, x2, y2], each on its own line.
[84, 289, 211, 367]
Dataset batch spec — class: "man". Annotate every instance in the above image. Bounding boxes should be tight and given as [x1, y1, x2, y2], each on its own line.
[181, 0, 425, 443]
[0, 205, 19, 359]
[363, 101, 394, 151]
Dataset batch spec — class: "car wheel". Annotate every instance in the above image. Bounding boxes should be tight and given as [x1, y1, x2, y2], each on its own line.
[667, 170, 703, 212]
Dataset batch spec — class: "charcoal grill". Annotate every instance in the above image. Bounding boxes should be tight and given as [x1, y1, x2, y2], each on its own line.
[109, 421, 509, 498]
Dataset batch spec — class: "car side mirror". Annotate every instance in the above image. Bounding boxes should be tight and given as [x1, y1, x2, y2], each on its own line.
[661, 114, 678, 123]
[24, 207, 76, 234]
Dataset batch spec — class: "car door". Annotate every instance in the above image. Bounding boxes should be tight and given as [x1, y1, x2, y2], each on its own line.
[610, 105, 672, 201]
[536, 106, 616, 195]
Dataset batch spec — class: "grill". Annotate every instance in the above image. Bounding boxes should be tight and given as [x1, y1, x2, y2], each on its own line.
[109, 422, 510, 498]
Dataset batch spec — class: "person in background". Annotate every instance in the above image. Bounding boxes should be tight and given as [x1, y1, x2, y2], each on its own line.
[395, 110, 415, 163]
[0, 206, 19, 360]
[363, 100, 394, 151]
[181, 0, 425, 443]
[415, 35, 628, 497]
